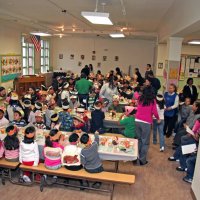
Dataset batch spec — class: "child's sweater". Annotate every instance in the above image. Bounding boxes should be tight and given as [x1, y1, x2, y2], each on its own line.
[80, 135, 102, 171]
[4, 147, 19, 161]
[62, 144, 82, 167]
[44, 142, 64, 167]
[19, 141, 39, 166]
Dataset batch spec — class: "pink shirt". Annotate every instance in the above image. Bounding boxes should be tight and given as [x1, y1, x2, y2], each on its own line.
[136, 99, 159, 124]
[44, 142, 64, 167]
[192, 120, 200, 135]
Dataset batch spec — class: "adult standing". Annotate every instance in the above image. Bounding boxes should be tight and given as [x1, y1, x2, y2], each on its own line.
[75, 73, 93, 108]
[135, 86, 159, 165]
[163, 84, 179, 138]
[134, 68, 144, 86]
[146, 71, 161, 95]
[145, 64, 153, 79]
[99, 76, 119, 105]
[81, 65, 90, 78]
[115, 67, 123, 78]
[183, 78, 198, 104]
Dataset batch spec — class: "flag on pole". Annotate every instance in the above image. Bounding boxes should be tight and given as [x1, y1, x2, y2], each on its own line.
[30, 35, 41, 52]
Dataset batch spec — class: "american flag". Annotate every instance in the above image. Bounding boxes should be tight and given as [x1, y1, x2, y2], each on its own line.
[30, 35, 41, 52]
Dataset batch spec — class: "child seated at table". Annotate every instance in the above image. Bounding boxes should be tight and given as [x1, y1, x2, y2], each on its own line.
[80, 132, 103, 188]
[0, 107, 9, 127]
[108, 96, 123, 114]
[44, 129, 64, 170]
[50, 112, 61, 130]
[11, 110, 27, 127]
[0, 139, 3, 158]
[59, 101, 73, 132]
[118, 106, 137, 138]
[90, 101, 105, 133]
[3, 125, 20, 162]
[33, 110, 46, 129]
[45, 98, 56, 129]
[72, 116, 87, 132]
[28, 101, 43, 124]
[62, 133, 82, 170]
[19, 126, 39, 183]
[69, 92, 80, 110]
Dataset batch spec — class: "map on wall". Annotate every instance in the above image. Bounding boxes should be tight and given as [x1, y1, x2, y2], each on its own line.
[0, 55, 22, 82]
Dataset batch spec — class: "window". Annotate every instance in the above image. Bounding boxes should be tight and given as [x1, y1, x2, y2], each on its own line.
[41, 40, 50, 73]
[22, 36, 35, 75]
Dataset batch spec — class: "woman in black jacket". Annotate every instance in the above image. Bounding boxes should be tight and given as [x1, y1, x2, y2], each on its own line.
[183, 78, 198, 104]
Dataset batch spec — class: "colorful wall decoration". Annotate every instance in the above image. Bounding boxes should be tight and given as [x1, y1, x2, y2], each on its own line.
[0, 55, 22, 82]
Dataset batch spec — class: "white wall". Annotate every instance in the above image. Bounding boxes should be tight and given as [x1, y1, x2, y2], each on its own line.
[0, 21, 24, 89]
[51, 36, 156, 76]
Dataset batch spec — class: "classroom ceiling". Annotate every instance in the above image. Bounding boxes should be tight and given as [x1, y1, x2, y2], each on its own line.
[0, 0, 176, 40]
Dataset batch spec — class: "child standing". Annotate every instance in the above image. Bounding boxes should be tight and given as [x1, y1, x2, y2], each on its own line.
[59, 101, 73, 132]
[62, 133, 82, 170]
[119, 106, 137, 138]
[50, 113, 61, 130]
[153, 94, 165, 152]
[90, 101, 105, 133]
[19, 126, 39, 183]
[80, 132, 103, 188]
[44, 129, 64, 170]
[3, 125, 20, 161]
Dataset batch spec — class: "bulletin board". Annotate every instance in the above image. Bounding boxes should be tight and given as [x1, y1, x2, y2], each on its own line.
[180, 54, 200, 80]
[0, 55, 22, 82]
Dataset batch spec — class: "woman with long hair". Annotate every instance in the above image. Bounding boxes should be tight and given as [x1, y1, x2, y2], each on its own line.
[99, 75, 119, 105]
[135, 86, 159, 165]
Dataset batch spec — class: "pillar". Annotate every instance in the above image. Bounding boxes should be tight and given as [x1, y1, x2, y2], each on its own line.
[163, 37, 183, 91]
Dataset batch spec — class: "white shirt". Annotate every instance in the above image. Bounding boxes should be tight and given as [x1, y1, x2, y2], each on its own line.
[62, 145, 82, 166]
[19, 141, 39, 166]
[61, 90, 70, 102]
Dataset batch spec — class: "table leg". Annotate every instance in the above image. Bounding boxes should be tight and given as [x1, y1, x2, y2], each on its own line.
[114, 161, 119, 173]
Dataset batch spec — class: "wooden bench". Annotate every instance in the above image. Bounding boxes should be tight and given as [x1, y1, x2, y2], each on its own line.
[0, 158, 20, 185]
[20, 163, 135, 200]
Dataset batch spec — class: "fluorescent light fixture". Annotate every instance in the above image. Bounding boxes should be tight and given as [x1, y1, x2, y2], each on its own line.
[81, 12, 113, 25]
[30, 32, 51, 36]
[110, 33, 125, 38]
[188, 40, 200, 45]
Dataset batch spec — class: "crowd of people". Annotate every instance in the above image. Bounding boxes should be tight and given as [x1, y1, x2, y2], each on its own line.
[0, 63, 199, 185]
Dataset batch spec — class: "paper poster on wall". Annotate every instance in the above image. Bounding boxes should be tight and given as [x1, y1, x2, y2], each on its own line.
[169, 68, 178, 79]
[59, 54, 63, 59]
[103, 56, 107, 61]
[81, 55, 85, 60]
[92, 55, 96, 61]
[114, 56, 119, 61]
[97, 62, 101, 68]
[70, 54, 74, 60]
[78, 61, 82, 66]
[1, 55, 22, 82]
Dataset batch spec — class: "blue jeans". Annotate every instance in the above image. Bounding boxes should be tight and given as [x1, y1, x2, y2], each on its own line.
[186, 155, 197, 179]
[173, 135, 197, 169]
[153, 119, 165, 148]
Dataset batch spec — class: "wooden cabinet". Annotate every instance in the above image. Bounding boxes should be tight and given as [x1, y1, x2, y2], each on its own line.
[13, 75, 45, 96]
